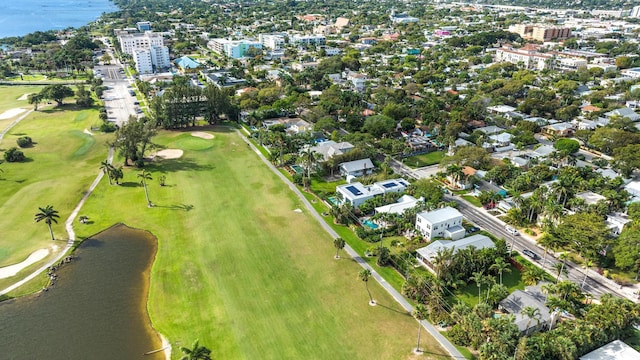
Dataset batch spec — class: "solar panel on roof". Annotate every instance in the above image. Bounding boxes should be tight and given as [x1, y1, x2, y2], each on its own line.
[346, 186, 363, 196]
[382, 182, 397, 188]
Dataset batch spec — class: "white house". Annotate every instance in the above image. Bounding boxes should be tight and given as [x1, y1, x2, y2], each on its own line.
[335, 178, 410, 208]
[415, 234, 495, 268]
[579, 340, 640, 360]
[309, 141, 354, 161]
[339, 158, 375, 177]
[415, 206, 465, 241]
[375, 195, 424, 215]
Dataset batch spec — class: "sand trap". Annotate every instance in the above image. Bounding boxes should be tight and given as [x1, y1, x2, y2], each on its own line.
[191, 131, 214, 140]
[293, 208, 303, 213]
[18, 93, 32, 101]
[0, 108, 27, 120]
[150, 149, 183, 160]
[0, 248, 50, 279]
[83, 128, 93, 136]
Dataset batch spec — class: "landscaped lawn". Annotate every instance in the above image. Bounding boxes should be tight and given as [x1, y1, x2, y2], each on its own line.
[72, 129, 449, 359]
[453, 265, 524, 307]
[0, 104, 108, 291]
[0, 85, 43, 114]
[404, 151, 445, 168]
[461, 195, 482, 207]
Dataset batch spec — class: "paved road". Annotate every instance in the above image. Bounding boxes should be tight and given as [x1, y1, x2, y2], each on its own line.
[447, 195, 637, 301]
[237, 129, 464, 359]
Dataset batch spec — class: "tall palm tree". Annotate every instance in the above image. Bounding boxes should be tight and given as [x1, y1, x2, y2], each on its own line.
[490, 257, 511, 285]
[413, 304, 428, 353]
[137, 170, 153, 207]
[470, 271, 484, 303]
[301, 147, 318, 185]
[333, 237, 345, 259]
[522, 306, 542, 335]
[445, 164, 464, 189]
[358, 268, 374, 304]
[180, 339, 212, 360]
[34, 205, 60, 241]
[432, 247, 454, 279]
[100, 160, 114, 185]
[557, 252, 569, 282]
[553, 262, 567, 282]
[581, 260, 593, 290]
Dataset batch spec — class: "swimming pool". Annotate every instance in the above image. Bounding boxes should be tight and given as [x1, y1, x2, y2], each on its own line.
[328, 196, 340, 205]
[362, 219, 379, 230]
[291, 165, 304, 174]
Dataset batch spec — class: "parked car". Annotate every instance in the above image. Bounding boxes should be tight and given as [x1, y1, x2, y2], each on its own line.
[466, 226, 480, 234]
[522, 249, 539, 260]
[505, 225, 519, 236]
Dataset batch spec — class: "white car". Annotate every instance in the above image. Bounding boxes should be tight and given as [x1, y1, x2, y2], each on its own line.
[505, 226, 519, 236]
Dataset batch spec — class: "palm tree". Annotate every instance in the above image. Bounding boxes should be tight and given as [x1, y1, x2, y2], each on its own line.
[523, 266, 547, 286]
[100, 160, 114, 185]
[432, 247, 454, 279]
[34, 205, 60, 241]
[490, 257, 511, 285]
[557, 252, 569, 282]
[553, 262, 567, 282]
[522, 306, 542, 335]
[111, 166, 124, 185]
[445, 164, 464, 189]
[333, 237, 345, 259]
[470, 271, 484, 303]
[301, 147, 318, 186]
[137, 169, 153, 207]
[413, 304, 428, 353]
[180, 339, 212, 360]
[358, 268, 374, 305]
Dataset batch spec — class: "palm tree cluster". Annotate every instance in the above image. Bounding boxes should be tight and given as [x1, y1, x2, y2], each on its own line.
[100, 160, 124, 185]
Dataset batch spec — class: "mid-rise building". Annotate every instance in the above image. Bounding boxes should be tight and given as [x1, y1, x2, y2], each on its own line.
[149, 45, 171, 70]
[509, 24, 571, 42]
[631, 6, 640, 18]
[495, 45, 552, 70]
[259, 34, 286, 50]
[133, 49, 153, 74]
[136, 21, 151, 32]
[291, 34, 326, 46]
[118, 31, 165, 56]
[207, 39, 263, 59]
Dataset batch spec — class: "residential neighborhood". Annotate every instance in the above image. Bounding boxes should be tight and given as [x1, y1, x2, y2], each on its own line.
[2, 0, 640, 358]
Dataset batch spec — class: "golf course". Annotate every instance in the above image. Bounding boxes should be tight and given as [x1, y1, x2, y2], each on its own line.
[0, 84, 449, 359]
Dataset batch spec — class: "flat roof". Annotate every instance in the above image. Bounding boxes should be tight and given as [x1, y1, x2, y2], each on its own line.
[417, 206, 463, 224]
[579, 340, 640, 360]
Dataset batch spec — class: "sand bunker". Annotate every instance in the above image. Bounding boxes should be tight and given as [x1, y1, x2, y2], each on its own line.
[191, 131, 214, 139]
[83, 129, 93, 136]
[18, 93, 32, 101]
[0, 248, 50, 279]
[0, 108, 27, 120]
[150, 149, 183, 160]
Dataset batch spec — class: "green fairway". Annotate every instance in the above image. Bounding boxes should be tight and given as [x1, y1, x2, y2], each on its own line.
[0, 85, 43, 114]
[75, 129, 449, 359]
[404, 151, 445, 168]
[0, 104, 109, 289]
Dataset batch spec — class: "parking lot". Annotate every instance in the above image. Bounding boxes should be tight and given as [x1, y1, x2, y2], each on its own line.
[95, 63, 139, 127]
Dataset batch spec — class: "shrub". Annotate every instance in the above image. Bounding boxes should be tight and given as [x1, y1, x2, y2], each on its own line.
[4, 147, 25, 162]
[100, 121, 117, 133]
[16, 136, 32, 148]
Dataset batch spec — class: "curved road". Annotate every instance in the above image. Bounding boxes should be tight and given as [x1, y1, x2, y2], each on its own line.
[236, 129, 464, 359]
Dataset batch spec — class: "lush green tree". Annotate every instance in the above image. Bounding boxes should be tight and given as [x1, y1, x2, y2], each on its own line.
[4, 147, 25, 162]
[613, 222, 640, 273]
[490, 257, 511, 285]
[39, 84, 74, 106]
[27, 93, 42, 110]
[34, 205, 60, 241]
[362, 114, 396, 138]
[554, 138, 580, 154]
[554, 212, 610, 261]
[613, 144, 640, 177]
[112, 116, 156, 166]
[100, 160, 114, 185]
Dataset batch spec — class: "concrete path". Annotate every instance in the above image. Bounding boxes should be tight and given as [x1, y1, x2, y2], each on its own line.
[0, 147, 114, 297]
[236, 129, 465, 359]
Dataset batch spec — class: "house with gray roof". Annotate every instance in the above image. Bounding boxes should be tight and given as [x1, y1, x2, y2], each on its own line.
[335, 178, 409, 208]
[339, 158, 375, 177]
[309, 141, 354, 162]
[604, 107, 640, 122]
[415, 234, 495, 270]
[579, 340, 640, 360]
[375, 194, 424, 215]
[499, 284, 557, 334]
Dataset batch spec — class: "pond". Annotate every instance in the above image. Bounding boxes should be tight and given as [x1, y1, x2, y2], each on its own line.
[0, 224, 164, 360]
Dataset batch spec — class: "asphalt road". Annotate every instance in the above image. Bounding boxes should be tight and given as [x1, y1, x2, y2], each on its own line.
[446, 194, 635, 301]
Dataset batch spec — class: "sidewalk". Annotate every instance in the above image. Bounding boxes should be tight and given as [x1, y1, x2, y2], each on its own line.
[237, 129, 465, 359]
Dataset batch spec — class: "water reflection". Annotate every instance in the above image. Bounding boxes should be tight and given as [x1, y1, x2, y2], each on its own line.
[0, 224, 164, 359]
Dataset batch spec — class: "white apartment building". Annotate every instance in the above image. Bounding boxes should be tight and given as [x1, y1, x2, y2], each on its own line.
[150, 45, 171, 70]
[415, 207, 465, 241]
[207, 39, 262, 58]
[556, 57, 588, 71]
[133, 49, 153, 74]
[291, 34, 326, 46]
[495, 45, 552, 70]
[259, 34, 286, 50]
[118, 31, 164, 56]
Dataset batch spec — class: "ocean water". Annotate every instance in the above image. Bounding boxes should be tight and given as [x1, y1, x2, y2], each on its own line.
[0, 0, 118, 38]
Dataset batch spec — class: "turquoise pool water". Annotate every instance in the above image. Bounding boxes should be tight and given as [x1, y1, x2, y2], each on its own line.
[291, 165, 304, 174]
[328, 196, 340, 205]
[363, 220, 379, 229]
